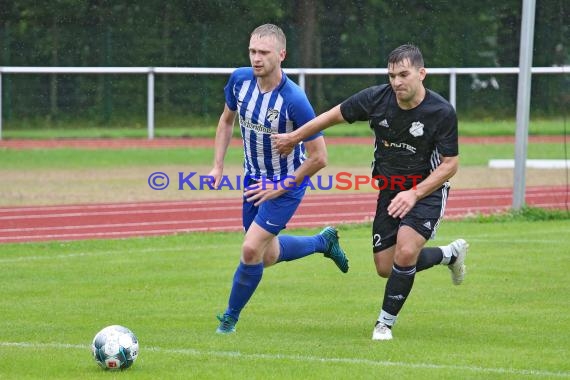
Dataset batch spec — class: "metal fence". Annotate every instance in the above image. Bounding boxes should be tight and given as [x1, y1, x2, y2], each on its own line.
[0, 66, 568, 140]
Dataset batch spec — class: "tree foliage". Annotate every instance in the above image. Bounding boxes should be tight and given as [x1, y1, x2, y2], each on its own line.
[0, 0, 568, 123]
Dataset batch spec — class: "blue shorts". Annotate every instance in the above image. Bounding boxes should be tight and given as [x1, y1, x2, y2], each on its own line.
[242, 180, 306, 235]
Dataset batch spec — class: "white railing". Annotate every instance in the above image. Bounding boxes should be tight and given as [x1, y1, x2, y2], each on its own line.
[0, 66, 568, 140]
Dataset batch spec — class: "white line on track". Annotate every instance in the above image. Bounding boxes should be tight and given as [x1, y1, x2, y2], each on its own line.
[0, 211, 372, 234]
[1, 341, 568, 378]
[1, 186, 567, 243]
[0, 200, 374, 220]
[1, 188, 566, 217]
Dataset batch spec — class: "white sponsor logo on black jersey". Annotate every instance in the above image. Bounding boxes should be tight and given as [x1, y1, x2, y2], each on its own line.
[381, 139, 417, 153]
[409, 121, 424, 137]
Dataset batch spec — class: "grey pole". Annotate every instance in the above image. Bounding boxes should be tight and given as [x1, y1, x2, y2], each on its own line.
[147, 70, 155, 140]
[449, 69, 457, 109]
[513, 0, 536, 210]
[0, 72, 3, 140]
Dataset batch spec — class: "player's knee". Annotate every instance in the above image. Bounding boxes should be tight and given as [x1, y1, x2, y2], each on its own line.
[241, 241, 262, 264]
[394, 246, 420, 267]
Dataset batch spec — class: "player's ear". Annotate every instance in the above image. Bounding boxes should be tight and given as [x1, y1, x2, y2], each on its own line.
[279, 49, 286, 62]
[418, 67, 427, 81]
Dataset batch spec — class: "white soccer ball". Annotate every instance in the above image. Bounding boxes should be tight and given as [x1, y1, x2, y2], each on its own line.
[91, 325, 139, 370]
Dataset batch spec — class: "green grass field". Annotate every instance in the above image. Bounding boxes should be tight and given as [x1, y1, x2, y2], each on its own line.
[1, 220, 569, 379]
[0, 142, 566, 170]
[1, 118, 567, 139]
[2, 118, 569, 378]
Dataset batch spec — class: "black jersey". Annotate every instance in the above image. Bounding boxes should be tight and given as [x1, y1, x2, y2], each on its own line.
[340, 84, 458, 190]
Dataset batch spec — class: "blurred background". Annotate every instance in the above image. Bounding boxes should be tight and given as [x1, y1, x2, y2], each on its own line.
[0, 0, 568, 134]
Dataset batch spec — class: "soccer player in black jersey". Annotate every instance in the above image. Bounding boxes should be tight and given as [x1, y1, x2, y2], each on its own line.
[273, 44, 469, 341]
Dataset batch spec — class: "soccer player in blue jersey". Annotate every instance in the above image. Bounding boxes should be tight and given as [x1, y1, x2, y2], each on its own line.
[209, 24, 349, 335]
[273, 44, 468, 341]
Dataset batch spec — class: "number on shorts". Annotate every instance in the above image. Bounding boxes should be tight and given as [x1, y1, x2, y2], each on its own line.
[373, 233, 382, 248]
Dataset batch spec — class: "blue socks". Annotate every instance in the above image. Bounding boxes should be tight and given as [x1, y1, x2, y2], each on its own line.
[225, 262, 263, 320]
[277, 234, 327, 262]
[224, 234, 327, 320]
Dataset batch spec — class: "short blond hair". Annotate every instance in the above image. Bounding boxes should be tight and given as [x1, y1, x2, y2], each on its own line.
[251, 24, 286, 51]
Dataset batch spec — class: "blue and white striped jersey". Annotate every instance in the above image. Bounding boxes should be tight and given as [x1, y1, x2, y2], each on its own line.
[225, 67, 321, 180]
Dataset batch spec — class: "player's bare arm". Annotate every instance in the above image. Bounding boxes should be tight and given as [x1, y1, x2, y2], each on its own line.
[272, 105, 345, 156]
[244, 135, 328, 206]
[208, 104, 236, 188]
[387, 155, 459, 219]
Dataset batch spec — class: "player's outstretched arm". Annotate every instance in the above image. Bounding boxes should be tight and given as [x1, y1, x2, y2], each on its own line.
[208, 104, 236, 188]
[272, 104, 345, 156]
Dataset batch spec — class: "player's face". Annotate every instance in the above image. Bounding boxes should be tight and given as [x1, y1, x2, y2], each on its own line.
[249, 35, 285, 78]
[388, 59, 426, 108]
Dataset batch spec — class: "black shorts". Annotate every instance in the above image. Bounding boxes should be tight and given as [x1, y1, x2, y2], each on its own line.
[372, 184, 450, 253]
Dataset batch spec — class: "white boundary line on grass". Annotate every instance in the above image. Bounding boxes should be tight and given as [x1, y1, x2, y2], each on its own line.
[1, 341, 569, 378]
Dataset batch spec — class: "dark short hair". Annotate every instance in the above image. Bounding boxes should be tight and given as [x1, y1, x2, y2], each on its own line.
[388, 44, 424, 68]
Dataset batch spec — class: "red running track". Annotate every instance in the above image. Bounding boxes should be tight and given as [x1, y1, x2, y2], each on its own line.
[0, 186, 567, 244]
